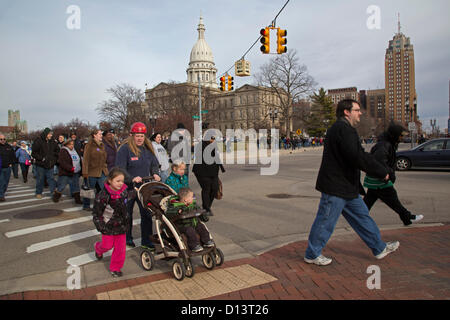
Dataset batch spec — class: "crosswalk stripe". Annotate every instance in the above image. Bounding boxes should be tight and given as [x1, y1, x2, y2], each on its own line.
[0, 197, 53, 207]
[26, 219, 142, 253]
[5, 186, 33, 191]
[6, 188, 35, 195]
[0, 219, 10, 224]
[66, 238, 142, 267]
[5, 216, 91, 238]
[4, 192, 37, 199]
[0, 199, 73, 214]
[63, 207, 84, 212]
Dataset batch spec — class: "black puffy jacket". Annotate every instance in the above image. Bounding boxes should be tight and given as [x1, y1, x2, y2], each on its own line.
[31, 130, 59, 169]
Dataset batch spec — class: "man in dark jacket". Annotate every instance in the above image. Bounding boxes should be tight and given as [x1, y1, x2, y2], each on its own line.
[363, 123, 424, 225]
[32, 128, 59, 198]
[304, 99, 399, 266]
[0, 134, 16, 201]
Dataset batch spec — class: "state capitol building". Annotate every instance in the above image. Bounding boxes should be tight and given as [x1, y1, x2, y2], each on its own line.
[128, 16, 289, 136]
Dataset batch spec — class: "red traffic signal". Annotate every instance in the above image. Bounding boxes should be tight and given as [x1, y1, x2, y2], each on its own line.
[260, 28, 270, 54]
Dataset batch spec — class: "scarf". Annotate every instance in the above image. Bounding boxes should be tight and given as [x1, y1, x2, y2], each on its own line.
[103, 182, 128, 199]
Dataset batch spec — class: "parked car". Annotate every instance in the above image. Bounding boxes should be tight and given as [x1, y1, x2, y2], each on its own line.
[396, 138, 450, 170]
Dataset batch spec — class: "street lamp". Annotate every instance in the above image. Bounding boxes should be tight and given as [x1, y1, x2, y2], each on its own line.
[269, 109, 278, 127]
[149, 113, 157, 135]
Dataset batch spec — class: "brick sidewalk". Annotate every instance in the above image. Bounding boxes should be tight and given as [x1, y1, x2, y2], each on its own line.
[1, 224, 449, 300]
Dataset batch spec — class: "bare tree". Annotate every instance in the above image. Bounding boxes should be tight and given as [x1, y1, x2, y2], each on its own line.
[96, 83, 144, 133]
[254, 49, 316, 137]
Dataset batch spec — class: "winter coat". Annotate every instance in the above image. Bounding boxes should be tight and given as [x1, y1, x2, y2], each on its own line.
[0, 143, 16, 168]
[363, 125, 405, 189]
[58, 147, 81, 176]
[165, 172, 189, 194]
[15, 147, 32, 164]
[315, 118, 388, 199]
[31, 130, 59, 169]
[92, 183, 130, 235]
[104, 139, 117, 172]
[82, 139, 108, 178]
[115, 142, 160, 185]
[192, 141, 225, 177]
[165, 196, 202, 228]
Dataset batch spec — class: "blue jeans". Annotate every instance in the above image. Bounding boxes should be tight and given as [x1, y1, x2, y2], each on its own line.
[305, 193, 386, 259]
[126, 192, 154, 247]
[0, 167, 12, 198]
[82, 174, 106, 209]
[57, 173, 80, 194]
[35, 166, 56, 195]
[160, 169, 169, 183]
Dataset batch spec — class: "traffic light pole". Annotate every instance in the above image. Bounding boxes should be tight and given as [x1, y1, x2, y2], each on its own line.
[198, 74, 202, 140]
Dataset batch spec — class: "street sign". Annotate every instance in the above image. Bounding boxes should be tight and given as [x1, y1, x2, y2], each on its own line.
[296, 129, 302, 135]
[201, 110, 208, 113]
[192, 115, 200, 119]
[408, 122, 416, 131]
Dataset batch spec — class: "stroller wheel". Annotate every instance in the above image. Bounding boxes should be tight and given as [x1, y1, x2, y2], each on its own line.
[172, 258, 186, 281]
[141, 250, 155, 271]
[185, 258, 195, 278]
[202, 252, 216, 270]
[213, 248, 224, 266]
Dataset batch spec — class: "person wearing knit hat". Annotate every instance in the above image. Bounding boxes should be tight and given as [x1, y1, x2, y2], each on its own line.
[363, 122, 424, 226]
[31, 127, 59, 199]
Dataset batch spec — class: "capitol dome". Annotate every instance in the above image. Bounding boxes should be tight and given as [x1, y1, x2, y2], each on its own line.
[186, 15, 218, 88]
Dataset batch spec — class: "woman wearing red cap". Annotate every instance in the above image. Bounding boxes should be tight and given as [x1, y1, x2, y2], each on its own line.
[115, 122, 161, 249]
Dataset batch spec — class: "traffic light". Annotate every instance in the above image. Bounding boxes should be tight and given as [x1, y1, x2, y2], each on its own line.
[227, 75, 234, 91]
[277, 29, 287, 54]
[219, 76, 226, 91]
[260, 28, 270, 54]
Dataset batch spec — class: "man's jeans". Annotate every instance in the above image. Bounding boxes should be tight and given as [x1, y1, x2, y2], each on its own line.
[82, 174, 106, 209]
[35, 166, 56, 195]
[305, 193, 386, 260]
[0, 167, 12, 198]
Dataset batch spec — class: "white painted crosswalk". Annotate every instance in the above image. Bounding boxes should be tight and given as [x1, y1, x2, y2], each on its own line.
[2, 182, 149, 272]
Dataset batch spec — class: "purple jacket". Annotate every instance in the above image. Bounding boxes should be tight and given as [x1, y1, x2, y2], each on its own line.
[104, 140, 117, 171]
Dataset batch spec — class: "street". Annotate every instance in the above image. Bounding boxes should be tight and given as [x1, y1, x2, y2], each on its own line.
[0, 144, 449, 295]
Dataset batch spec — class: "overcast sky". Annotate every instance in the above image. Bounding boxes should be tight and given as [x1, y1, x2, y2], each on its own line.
[1, 0, 449, 132]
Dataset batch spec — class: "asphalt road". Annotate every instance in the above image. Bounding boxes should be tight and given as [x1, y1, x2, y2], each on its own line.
[0, 143, 448, 293]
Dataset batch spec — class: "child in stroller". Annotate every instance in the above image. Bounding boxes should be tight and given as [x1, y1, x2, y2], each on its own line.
[165, 187, 214, 252]
[136, 179, 224, 280]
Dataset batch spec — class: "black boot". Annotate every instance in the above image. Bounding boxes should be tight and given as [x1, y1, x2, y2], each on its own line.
[52, 191, 62, 203]
[73, 192, 82, 204]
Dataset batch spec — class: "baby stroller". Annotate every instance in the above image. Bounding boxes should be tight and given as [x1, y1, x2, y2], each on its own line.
[135, 179, 224, 281]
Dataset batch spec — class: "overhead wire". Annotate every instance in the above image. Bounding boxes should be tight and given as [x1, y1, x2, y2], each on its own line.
[217, 0, 290, 80]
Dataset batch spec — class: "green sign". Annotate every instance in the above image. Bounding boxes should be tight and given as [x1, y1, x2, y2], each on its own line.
[201, 110, 208, 113]
[192, 115, 200, 119]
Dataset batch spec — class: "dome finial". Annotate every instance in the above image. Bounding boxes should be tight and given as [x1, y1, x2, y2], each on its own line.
[197, 13, 205, 39]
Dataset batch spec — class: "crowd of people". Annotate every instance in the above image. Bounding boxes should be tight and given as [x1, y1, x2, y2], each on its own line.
[0, 122, 224, 277]
[1, 109, 425, 275]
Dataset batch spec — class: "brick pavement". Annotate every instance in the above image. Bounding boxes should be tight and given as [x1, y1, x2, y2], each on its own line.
[1, 224, 449, 300]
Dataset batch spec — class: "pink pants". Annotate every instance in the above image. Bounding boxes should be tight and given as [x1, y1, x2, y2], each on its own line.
[95, 234, 126, 272]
